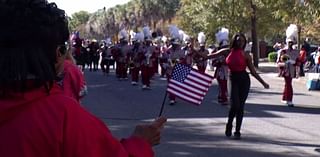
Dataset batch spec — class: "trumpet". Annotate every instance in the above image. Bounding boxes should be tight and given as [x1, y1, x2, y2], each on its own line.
[146, 51, 152, 65]
[280, 54, 290, 62]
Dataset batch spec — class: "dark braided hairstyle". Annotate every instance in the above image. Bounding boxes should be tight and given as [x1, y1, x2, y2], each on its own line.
[230, 33, 247, 50]
[0, 0, 69, 95]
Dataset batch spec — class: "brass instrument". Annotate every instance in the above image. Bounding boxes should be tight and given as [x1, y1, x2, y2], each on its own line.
[145, 48, 153, 65]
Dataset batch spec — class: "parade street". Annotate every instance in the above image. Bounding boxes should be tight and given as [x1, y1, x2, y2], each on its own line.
[82, 66, 320, 157]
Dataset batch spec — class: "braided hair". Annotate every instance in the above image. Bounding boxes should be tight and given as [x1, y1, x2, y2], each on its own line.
[230, 33, 247, 50]
[0, 0, 69, 95]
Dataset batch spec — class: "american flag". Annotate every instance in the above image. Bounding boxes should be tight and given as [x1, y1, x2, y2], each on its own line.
[167, 64, 214, 105]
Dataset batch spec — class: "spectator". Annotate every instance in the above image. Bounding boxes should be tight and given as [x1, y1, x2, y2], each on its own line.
[299, 45, 307, 76]
[56, 48, 88, 103]
[0, 1, 166, 157]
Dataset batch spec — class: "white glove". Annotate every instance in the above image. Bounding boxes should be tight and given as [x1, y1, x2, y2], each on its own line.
[286, 59, 296, 64]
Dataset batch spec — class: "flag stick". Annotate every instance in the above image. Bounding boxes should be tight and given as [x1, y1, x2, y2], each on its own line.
[158, 91, 168, 117]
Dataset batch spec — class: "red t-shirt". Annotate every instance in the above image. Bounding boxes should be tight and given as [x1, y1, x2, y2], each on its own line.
[226, 48, 247, 72]
[299, 49, 307, 63]
[62, 60, 87, 102]
[0, 84, 154, 157]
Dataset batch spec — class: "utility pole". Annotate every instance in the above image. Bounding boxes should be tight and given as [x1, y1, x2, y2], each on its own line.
[250, 0, 259, 68]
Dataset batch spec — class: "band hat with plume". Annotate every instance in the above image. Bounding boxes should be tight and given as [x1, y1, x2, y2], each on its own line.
[215, 27, 229, 47]
[134, 32, 144, 43]
[162, 36, 168, 43]
[168, 25, 182, 45]
[198, 32, 206, 46]
[106, 37, 112, 46]
[286, 24, 298, 43]
[130, 30, 136, 41]
[119, 29, 128, 41]
[143, 26, 152, 41]
[178, 30, 190, 44]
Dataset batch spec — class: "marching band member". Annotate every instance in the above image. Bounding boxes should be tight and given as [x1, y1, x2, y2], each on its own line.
[213, 28, 230, 105]
[159, 36, 170, 78]
[181, 33, 194, 67]
[141, 27, 155, 89]
[115, 29, 131, 80]
[100, 39, 113, 75]
[130, 32, 144, 85]
[167, 25, 186, 105]
[88, 39, 100, 72]
[277, 24, 300, 107]
[152, 37, 163, 77]
[194, 32, 209, 73]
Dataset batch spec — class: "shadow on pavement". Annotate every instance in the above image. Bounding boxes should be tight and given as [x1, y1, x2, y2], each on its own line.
[153, 120, 320, 157]
[83, 68, 320, 157]
[257, 66, 278, 73]
[245, 103, 320, 117]
[249, 88, 311, 96]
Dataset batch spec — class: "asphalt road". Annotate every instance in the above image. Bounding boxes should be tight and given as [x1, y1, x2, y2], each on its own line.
[82, 67, 320, 157]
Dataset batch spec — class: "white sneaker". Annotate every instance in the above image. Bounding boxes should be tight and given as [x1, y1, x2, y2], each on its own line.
[281, 100, 287, 104]
[287, 101, 294, 107]
[142, 85, 147, 89]
[131, 81, 138, 85]
[169, 100, 176, 105]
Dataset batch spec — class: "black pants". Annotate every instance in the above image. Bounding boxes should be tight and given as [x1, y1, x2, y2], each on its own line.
[227, 71, 250, 133]
[299, 63, 305, 76]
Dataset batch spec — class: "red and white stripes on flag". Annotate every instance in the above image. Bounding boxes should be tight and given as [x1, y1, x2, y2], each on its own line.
[167, 64, 214, 105]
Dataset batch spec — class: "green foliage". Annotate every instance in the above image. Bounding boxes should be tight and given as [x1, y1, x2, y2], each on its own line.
[177, 0, 289, 44]
[268, 51, 278, 62]
[68, 11, 91, 31]
[70, 0, 320, 42]
[82, 0, 180, 39]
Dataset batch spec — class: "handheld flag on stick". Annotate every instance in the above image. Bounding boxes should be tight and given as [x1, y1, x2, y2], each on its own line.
[167, 64, 214, 105]
[158, 64, 214, 116]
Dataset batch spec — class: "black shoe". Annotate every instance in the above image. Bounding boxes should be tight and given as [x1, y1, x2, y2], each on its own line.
[234, 132, 241, 140]
[169, 100, 176, 106]
[225, 123, 232, 137]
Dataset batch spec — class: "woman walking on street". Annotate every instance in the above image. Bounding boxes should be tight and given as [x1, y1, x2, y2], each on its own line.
[207, 33, 269, 139]
[225, 33, 269, 139]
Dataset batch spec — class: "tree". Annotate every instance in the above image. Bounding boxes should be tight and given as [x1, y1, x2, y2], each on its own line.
[74, 0, 320, 43]
[68, 11, 91, 31]
[178, 0, 251, 44]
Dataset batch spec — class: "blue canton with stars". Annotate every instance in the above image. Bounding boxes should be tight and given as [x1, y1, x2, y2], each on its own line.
[171, 64, 192, 83]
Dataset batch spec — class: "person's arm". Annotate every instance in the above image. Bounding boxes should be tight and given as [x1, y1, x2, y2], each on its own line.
[63, 100, 166, 157]
[245, 52, 269, 89]
[206, 48, 230, 59]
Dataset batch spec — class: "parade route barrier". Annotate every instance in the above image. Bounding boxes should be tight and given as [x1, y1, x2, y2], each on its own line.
[306, 73, 320, 90]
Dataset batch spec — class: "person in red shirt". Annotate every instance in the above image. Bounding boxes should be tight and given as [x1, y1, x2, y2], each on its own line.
[206, 33, 269, 139]
[299, 45, 307, 77]
[0, 1, 166, 157]
[56, 49, 88, 103]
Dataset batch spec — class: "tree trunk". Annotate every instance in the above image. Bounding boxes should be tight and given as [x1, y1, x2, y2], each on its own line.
[298, 25, 301, 50]
[251, 1, 259, 68]
[153, 20, 157, 30]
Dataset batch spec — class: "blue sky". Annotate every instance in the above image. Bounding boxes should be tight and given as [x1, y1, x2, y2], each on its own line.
[48, 0, 130, 15]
